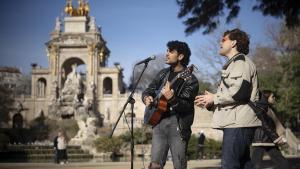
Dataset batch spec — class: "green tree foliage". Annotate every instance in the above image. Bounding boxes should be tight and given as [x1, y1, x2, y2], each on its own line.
[252, 46, 282, 91]
[277, 53, 300, 119]
[252, 25, 300, 122]
[176, 0, 299, 35]
[274, 26, 300, 120]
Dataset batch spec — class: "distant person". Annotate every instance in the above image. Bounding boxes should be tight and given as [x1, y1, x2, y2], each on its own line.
[251, 90, 290, 169]
[56, 130, 68, 165]
[197, 130, 206, 159]
[53, 134, 59, 164]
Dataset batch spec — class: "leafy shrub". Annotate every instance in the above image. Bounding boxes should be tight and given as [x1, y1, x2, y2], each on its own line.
[94, 136, 123, 154]
[203, 138, 222, 159]
[187, 134, 198, 159]
[187, 134, 222, 160]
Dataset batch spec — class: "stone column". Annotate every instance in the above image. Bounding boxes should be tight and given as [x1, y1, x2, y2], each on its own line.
[87, 44, 96, 98]
[49, 45, 59, 76]
[113, 75, 118, 98]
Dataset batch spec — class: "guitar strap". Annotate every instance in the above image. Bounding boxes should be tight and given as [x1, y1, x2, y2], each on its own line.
[220, 53, 242, 88]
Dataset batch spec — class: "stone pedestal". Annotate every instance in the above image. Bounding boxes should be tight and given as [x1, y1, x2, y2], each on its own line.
[64, 16, 87, 33]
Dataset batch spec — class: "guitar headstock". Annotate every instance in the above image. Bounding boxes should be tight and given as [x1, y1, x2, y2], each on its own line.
[178, 64, 196, 81]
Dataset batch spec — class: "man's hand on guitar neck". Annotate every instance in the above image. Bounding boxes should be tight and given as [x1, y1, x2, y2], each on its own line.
[161, 81, 174, 100]
[143, 96, 154, 106]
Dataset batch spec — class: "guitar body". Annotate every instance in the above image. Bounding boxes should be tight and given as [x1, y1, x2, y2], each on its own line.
[144, 96, 168, 126]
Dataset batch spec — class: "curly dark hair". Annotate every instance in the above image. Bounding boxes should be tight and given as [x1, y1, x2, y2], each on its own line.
[167, 40, 191, 67]
[224, 29, 250, 55]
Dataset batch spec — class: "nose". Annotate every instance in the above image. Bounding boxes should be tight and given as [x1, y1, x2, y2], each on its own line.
[166, 52, 169, 57]
[220, 39, 223, 44]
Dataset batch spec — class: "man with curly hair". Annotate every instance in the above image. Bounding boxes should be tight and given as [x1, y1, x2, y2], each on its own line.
[143, 40, 199, 169]
[195, 29, 260, 169]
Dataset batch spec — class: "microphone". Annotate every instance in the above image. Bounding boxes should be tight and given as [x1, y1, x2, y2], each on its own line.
[135, 55, 156, 65]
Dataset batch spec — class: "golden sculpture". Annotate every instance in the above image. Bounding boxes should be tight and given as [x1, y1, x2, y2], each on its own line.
[99, 47, 105, 63]
[64, 0, 90, 17]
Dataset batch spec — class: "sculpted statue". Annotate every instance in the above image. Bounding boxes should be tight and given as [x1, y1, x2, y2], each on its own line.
[89, 17, 97, 31]
[54, 17, 61, 32]
[61, 64, 83, 102]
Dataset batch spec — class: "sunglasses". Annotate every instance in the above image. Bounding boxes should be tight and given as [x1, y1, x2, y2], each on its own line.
[221, 37, 229, 42]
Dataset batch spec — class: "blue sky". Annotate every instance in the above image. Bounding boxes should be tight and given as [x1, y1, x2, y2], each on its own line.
[0, 0, 280, 84]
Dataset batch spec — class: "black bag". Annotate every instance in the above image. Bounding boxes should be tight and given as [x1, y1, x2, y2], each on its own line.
[248, 91, 279, 142]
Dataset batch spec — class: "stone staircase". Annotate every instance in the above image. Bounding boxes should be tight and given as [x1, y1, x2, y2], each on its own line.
[0, 144, 93, 162]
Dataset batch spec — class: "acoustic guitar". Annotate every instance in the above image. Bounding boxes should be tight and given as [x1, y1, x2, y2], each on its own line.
[144, 65, 195, 127]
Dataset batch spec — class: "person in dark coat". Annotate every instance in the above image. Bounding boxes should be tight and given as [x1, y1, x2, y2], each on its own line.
[197, 130, 206, 159]
[53, 135, 58, 164]
[251, 90, 290, 169]
[142, 40, 199, 169]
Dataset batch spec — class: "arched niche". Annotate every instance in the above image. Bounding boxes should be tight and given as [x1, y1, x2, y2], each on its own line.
[103, 77, 112, 94]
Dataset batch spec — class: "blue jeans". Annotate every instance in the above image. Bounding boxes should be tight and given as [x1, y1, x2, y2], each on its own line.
[151, 115, 188, 169]
[221, 128, 256, 169]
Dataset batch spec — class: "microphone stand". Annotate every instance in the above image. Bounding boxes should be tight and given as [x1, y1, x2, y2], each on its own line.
[110, 61, 150, 169]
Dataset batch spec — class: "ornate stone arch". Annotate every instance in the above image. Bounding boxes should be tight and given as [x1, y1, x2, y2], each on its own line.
[36, 78, 47, 98]
[61, 57, 86, 86]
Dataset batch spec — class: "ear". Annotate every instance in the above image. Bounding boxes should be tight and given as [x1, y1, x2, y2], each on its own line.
[231, 40, 237, 48]
[178, 54, 184, 61]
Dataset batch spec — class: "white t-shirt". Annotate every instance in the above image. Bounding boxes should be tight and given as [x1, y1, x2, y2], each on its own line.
[57, 137, 67, 150]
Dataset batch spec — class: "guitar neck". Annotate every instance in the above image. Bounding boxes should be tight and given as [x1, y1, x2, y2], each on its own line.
[154, 65, 193, 101]
[156, 74, 180, 99]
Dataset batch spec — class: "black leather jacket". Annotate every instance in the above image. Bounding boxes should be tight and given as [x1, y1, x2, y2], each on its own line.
[142, 67, 199, 131]
[253, 108, 278, 144]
